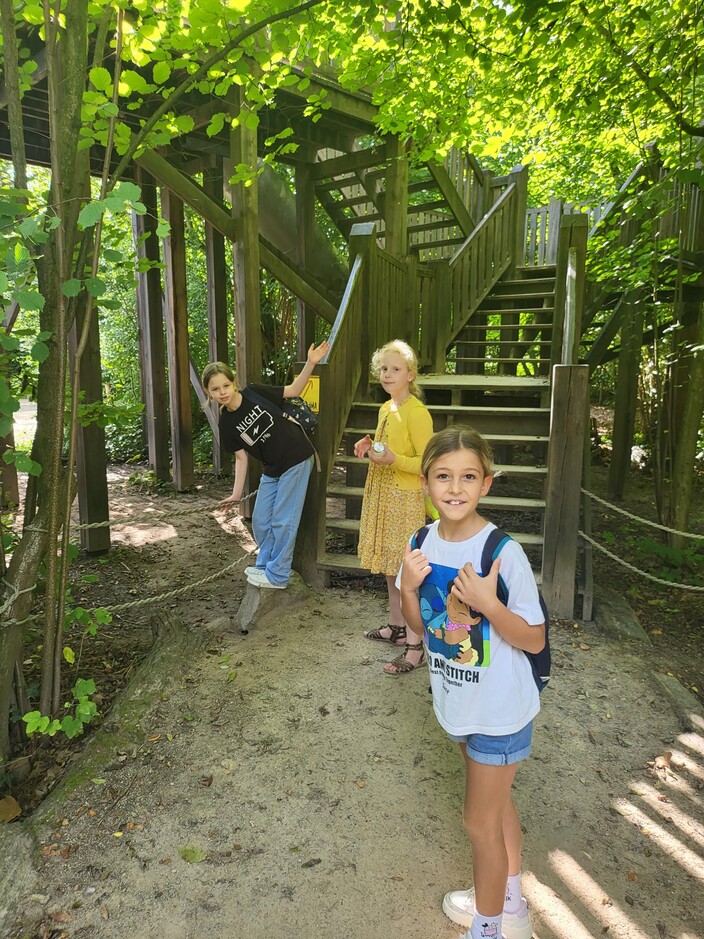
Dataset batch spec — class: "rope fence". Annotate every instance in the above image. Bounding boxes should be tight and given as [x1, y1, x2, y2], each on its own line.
[582, 488, 704, 540]
[581, 488, 704, 592]
[2, 491, 259, 627]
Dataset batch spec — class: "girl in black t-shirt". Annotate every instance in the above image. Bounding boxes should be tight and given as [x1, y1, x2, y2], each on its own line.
[202, 341, 328, 590]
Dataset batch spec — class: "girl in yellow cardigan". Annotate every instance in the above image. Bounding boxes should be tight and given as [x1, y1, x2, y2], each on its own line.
[354, 340, 434, 674]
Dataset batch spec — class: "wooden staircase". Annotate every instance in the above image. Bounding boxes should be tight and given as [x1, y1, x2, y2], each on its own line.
[451, 266, 556, 377]
[319, 375, 552, 580]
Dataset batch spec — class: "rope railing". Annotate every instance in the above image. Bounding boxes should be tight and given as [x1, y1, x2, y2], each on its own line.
[581, 487, 704, 592]
[581, 488, 704, 540]
[578, 530, 704, 592]
[2, 492, 259, 627]
[69, 488, 258, 531]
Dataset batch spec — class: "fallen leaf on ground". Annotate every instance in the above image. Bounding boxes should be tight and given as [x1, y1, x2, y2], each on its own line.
[179, 844, 207, 863]
[0, 795, 21, 822]
[301, 858, 321, 868]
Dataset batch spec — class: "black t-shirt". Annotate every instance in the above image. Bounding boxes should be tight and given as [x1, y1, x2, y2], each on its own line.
[218, 384, 314, 477]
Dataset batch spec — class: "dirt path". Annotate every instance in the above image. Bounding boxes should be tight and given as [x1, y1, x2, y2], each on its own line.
[6, 472, 704, 939]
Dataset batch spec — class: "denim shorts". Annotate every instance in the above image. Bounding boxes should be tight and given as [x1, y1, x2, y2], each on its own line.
[448, 720, 534, 766]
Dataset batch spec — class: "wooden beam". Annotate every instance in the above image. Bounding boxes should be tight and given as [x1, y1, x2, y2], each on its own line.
[136, 149, 237, 241]
[161, 189, 194, 491]
[228, 87, 262, 386]
[259, 238, 338, 324]
[384, 136, 408, 257]
[295, 148, 317, 357]
[133, 166, 170, 481]
[313, 145, 387, 180]
[203, 163, 230, 475]
[427, 161, 475, 237]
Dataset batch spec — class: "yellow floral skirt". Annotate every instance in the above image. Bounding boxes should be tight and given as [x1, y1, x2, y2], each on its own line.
[358, 464, 426, 576]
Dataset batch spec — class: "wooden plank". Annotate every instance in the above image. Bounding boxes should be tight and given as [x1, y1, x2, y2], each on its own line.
[541, 365, 589, 617]
[161, 189, 194, 491]
[132, 167, 170, 482]
[295, 149, 317, 357]
[313, 145, 387, 180]
[428, 161, 475, 236]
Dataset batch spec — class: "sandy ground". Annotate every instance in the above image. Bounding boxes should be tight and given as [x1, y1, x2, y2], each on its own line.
[4, 470, 704, 939]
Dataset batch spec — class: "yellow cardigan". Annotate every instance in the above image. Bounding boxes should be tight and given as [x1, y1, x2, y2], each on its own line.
[374, 395, 434, 490]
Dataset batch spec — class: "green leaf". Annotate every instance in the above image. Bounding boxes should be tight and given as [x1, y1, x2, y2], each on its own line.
[155, 218, 171, 238]
[0, 272, 8, 293]
[60, 715, 85, 739]
[73, 678, 96, 698]
[63, 646, 76, 665]
[30, 340, 50, 363]
[85, 276, 107, 298]
[61, 278, 82, 298]
[153, 61, 171, 85]
[90, 67, 112, 91]
[78, 201, 105, 229]
[179, 845, 207, 863]
[13, 289, 45, 312]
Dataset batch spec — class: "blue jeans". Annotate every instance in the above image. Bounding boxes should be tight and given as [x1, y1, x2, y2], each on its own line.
[252, 456, 314, 586]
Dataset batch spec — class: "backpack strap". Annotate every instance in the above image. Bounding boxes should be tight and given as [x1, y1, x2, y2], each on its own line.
[480, 527, 512, 606]
[410, 524, 432, 551]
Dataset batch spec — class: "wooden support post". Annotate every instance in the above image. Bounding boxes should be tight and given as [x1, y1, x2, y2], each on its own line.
[161, 189, 194, 492]
[551, 213, 588, 369]
[133, 167, 169, 481]
[69, 298, 110, 553]
[545, 198, 563, 265]
[542, 364, 589, 618]
[203, 163, 230, 476]
[228, 88, 262, 387]
[349, 222, 377, 397]
[507, 164, 529, 274]
[384, 135, 409, 260]
[607, 291, 644, 500]
[295, 148, 317, 359]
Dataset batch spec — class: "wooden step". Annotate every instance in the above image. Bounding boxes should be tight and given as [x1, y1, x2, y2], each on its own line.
[318, 550, 544, 583]
[323, 524, 546, 545]
[451, 357, 547, 366]
[494, 277, 556, 291]
[417, 374, 550, 391]
[349, 403, 550, 435]
[454, 339, 552, 347]
[343, 427, 549, 446]
[327, 487, 545, 512]
[334, 456, 548, 477]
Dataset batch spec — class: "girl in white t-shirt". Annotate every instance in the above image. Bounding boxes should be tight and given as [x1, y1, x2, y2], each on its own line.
[399, 426, 545, 939]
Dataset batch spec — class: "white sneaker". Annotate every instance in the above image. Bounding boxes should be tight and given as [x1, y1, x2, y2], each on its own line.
[246, 569, 286, 589]
[244, 566, 261, 576]
[443, 889, 533, 939]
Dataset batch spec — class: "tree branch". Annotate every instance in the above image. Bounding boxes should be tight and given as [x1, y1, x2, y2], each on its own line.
[580, 3, 704, 138]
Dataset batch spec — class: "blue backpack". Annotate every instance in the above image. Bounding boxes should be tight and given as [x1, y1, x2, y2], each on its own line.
[411, 525, 551, 692]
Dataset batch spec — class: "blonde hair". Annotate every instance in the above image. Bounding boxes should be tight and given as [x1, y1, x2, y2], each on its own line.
[201, 361, 238, 402]
[421, 426, 495, 479]
[371, 339, 423, 400]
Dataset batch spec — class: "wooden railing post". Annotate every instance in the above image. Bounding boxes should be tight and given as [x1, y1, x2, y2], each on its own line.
[551, 214, 588, 368]
[507, 164, 528, 273]
[542, 364, 589, 617]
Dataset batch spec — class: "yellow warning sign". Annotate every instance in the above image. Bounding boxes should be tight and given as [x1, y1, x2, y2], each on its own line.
[295, 375, 320, 413]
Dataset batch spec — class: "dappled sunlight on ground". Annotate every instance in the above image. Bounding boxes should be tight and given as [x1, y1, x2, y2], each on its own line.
[524, 719, 704, 938]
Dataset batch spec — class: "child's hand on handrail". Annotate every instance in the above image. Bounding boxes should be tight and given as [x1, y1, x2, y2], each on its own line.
[306, 340, 330, 365]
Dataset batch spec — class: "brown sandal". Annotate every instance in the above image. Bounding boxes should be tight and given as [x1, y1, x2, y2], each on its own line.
[383, 641, 426, 676]
[364, 624, 407, 645]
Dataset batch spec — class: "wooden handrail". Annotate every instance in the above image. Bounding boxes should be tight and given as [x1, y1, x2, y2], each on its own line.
[449, 183, 516, 269]
[323, 253, 363, 356]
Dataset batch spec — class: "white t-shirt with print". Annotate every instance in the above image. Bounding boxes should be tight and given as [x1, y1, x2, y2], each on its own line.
[400, 521, 544, 736]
